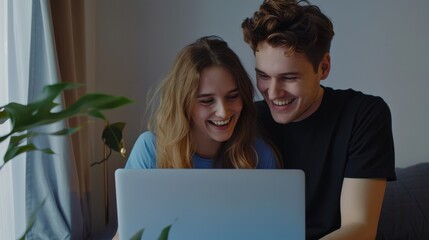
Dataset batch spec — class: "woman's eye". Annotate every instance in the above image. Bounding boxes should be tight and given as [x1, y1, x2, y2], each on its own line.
[227, 94, 240, 101]
[199, 99, 214, 105]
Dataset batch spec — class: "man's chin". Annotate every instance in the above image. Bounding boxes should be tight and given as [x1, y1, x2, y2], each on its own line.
[271, 112, 293, 124]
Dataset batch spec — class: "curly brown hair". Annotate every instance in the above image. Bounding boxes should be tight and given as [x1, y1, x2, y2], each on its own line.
[242, 0, 334, 71]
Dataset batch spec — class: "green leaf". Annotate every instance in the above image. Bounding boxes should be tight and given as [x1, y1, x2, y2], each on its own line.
[0, 83, 132, 169]
[129, 228, 144, 240]
[0, 82, 133, 164]
[86, 110, 106, 120]
[157, 224, 173, 240]
[2, 127, 76, 162]
[0, 130, 29, 143]
[1, 102, 44, 132]
[2, 100, 62, 133]
[2, 132, 38, 147]
[32, 82, 81, 104]
[50, 127, 80, 136]
[102, 122, 125, 152]
[4, 143, 54, 162]
[4, 143, 39, 161]
[111, 122, 126, 131]
[4, 139, 38, 162]
[0, 82, 133, 139]
[0, 109, 9, 124]
[66, 93, 133, 117]
[40, 148, 55, 154]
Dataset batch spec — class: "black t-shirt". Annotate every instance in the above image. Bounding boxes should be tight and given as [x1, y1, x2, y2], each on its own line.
[255, 86, 396, 240]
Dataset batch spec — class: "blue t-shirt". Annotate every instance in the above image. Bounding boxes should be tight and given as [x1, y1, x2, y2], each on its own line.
[125, 131, 277, 169]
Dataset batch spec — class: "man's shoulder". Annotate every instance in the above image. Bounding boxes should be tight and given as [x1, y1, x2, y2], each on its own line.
[324, 87, 392, 127]
[325, 87, 388, 109]
[326, 86, 374, 99]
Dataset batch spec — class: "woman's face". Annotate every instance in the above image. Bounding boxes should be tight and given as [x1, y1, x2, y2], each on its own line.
[190, 65, 243, 155]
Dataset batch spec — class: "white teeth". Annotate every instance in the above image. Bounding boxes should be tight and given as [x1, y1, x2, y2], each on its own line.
[273, 98, 293, 106]
[211, 119, 230, 126]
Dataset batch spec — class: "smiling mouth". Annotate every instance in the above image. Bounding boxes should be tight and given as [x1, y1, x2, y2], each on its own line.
[209, 117, 232, 126]
[272, 98, 295, 106]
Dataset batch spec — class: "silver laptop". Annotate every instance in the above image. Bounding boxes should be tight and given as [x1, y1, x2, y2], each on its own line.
[115, 169, 305, 240]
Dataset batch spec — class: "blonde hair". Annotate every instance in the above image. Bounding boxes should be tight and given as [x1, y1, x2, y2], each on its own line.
[148, 36, 261, 168]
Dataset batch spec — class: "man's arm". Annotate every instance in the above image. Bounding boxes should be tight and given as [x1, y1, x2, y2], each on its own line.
[321, 178, 386, 240]
[112, 230, 119, 240]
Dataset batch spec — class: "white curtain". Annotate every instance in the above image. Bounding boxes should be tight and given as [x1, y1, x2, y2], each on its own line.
[0, 0, 31, 238]
[0, 0, 86, 239]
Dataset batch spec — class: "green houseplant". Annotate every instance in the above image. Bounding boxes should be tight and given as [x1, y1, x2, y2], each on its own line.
[0, 83, 132, 239]
[0, 83, 132, 166]
[0, 83, 173, 240]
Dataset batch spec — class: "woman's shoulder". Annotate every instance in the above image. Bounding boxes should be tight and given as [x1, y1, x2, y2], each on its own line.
[139, 131, 156, 140]
[125, 131, 157, 169]
[254, 137, 279, 169]
[254, 137, 275, 156]
[134, 131, 156, 146]
[254, 137, 270, 148]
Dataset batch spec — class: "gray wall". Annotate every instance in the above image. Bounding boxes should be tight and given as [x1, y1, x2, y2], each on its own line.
[88, 0, 429, 233]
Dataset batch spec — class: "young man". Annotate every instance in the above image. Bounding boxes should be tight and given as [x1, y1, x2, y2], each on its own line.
[242, 0, 396, 239]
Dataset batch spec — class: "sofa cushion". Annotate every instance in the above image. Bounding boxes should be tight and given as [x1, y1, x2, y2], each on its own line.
[376, 162, 429, 239]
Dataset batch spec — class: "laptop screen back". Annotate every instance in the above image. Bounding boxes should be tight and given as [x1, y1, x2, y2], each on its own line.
[115, 169, 305, 240]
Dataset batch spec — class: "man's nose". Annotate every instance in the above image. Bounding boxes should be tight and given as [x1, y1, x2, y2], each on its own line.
[267, 79, 281, 99]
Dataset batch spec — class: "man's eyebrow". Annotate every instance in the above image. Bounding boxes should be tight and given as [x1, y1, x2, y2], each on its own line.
[255, 68, 266, 75]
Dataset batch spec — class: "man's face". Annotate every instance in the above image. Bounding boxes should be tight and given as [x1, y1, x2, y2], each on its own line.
[255, 41, 330, 124]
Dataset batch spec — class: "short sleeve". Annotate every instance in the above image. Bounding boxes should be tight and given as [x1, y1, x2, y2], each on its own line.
[254, 138, 279, 169]
[346, 97, 396, 180]
[125, 131, 157, 169]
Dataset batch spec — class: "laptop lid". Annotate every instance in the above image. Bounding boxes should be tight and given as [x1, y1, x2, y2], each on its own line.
[115, 169, 305, 240]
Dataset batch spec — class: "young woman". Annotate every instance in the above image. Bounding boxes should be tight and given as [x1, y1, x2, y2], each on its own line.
[126, 36, 279, 169]
[113, 35, 280, 240]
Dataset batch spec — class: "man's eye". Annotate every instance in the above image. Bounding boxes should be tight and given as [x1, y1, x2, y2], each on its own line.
[257, 74, 269, 80]
[283, 77, 298, 81]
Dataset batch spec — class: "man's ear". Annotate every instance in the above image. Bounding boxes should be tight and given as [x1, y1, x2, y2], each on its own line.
[319, 53, 331, 80]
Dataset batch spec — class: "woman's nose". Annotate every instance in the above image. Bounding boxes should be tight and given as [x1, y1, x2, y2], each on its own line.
[215, 101, 227, 118]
